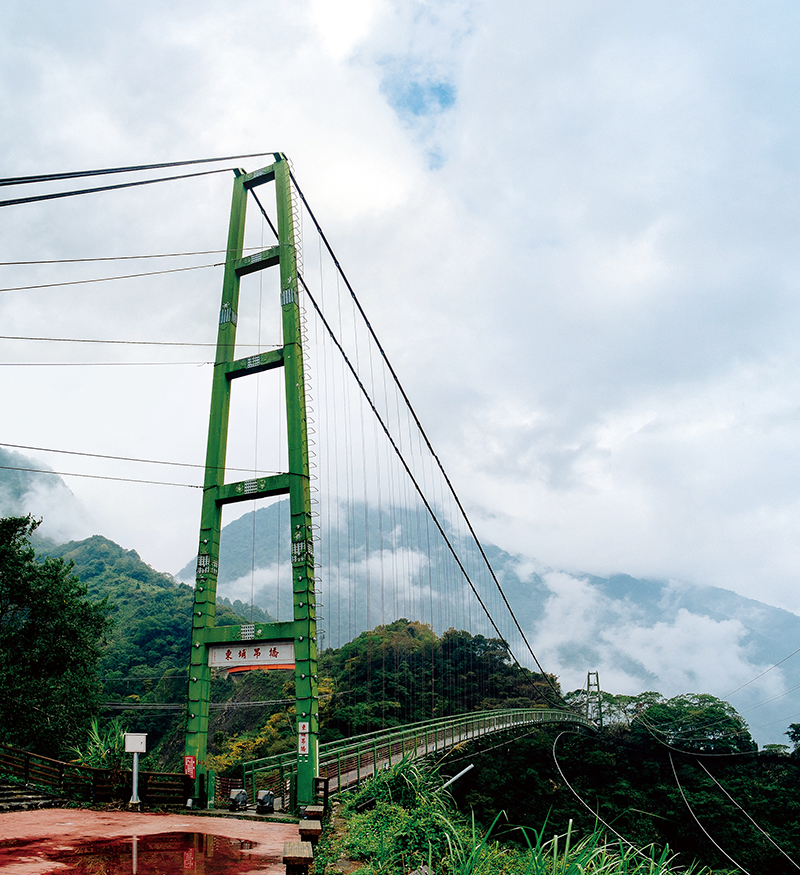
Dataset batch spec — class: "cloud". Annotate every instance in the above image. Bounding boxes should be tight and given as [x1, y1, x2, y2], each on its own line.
[19, 478, 95, 545]
[529, 568, 791, 743]
[3, 2, 800, 731]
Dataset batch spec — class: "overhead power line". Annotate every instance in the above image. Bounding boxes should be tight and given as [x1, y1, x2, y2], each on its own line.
[0, 152, 276, 188]
[0, 246, 263, 265]
[103, 696, 328, 712]
[0, 335, 216, 347]
[551, 732, 652, 862]
[0, 167, 234, 208]
[0, 361, 213, 367]
[0, 335, 280, 348]
[0, 464, 201, 489]
[0, 260, 222, 292]
[669, 751, 751, 874]
[724, 644, 800, 699]
[0, 440, 284, 476]
[753, 711, 800, 730]
[638, 716, 757, 758]
[696, 760, 800, 870]
[743, 681, 800, 713]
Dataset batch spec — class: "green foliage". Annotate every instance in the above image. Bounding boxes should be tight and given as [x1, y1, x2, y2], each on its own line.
[192, 620, 562, 777]
[317, 757, 720, 875]
[631, 694, 756, 754]
[0, 516, 112, 757]
[785, 723, 800, 752]
[43, 534, 246, 692]
[70, 716, 128, 769]
[320, 756, 462, 873]
[450, 700, 800, 875]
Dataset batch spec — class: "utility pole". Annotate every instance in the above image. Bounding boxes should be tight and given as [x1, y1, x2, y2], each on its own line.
[184, 154, 318, 808]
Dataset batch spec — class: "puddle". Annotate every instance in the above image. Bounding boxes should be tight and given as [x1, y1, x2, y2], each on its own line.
[45, 833, 264, 875]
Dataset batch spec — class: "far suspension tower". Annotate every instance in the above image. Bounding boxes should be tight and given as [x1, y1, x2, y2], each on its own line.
[184, 154, 319, 807]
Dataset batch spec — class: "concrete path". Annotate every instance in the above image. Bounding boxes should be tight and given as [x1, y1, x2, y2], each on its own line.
[0, 808, 301, 874]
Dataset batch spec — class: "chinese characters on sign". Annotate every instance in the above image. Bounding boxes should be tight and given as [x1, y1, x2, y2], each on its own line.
[298, 722, 310, 756]
[208, 640, 295, 671]
[184, 755, 196, 779]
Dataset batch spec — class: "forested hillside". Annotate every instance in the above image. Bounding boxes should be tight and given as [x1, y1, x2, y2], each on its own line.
[43, 535, 272, 693]
[449, 696, 800, 874]
[8, 514, 800, 873]
[36, 535, 274, 764]
[32, 532, 561, 770]
[320, 619, 560, 738]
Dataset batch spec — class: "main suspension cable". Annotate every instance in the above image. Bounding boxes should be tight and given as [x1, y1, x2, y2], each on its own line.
[0, 151, 275, 187]
[299, 270, 563, 704]
[292, 175, 566, 705]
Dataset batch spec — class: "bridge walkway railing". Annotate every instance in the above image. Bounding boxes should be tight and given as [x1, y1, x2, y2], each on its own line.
[242, 707, 594, 806]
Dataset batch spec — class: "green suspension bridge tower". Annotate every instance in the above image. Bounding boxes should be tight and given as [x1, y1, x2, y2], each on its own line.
[184, 154, 318, 807]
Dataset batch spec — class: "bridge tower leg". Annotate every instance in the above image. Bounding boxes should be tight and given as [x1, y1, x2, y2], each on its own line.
[585, 671, 603, 728]
[184, 154, 318, 808]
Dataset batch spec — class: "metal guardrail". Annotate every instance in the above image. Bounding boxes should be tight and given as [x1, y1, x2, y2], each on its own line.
[242, 707, 594, 805]
[0, 743, 191, 806]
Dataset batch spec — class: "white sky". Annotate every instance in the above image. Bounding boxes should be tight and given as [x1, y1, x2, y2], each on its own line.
[3, 0, 800, 638]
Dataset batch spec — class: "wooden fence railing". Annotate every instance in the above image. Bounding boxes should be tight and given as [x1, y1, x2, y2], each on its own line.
[0, 744, 191, 806]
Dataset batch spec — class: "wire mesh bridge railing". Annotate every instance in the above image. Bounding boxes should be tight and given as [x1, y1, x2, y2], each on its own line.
[241, 707, 595, 808]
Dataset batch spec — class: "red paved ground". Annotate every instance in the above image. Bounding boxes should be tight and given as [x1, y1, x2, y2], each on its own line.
[0, 808, 301, 874]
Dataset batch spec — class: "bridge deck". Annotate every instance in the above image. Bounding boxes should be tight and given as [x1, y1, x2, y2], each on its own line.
[243, 708, 594, 804]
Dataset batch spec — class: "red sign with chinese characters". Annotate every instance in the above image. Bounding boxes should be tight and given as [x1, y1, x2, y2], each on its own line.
[298, 721, 310, 756]
[208, 640, 295, 672]
[184, 755, 196, 779]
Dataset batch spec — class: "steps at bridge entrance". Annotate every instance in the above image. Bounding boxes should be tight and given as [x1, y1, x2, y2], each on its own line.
[0, 780, 62, 812]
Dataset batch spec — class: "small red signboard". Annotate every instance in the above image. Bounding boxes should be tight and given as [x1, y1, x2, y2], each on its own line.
[184, 755, 196, 779]
[183, 848, 195, 870]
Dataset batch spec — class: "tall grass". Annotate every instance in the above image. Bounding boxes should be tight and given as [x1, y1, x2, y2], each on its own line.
[443, 815, 725, 874]
[313, 756, 730, 875]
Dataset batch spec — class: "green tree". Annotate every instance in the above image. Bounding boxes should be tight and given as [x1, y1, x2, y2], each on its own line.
[0, 515, 111, 757]
[631, 693, 756, 754]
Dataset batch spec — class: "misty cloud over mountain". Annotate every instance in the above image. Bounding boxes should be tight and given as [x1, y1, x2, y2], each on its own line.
[0, 447, 94, 545]
[177, 499, 800, 748]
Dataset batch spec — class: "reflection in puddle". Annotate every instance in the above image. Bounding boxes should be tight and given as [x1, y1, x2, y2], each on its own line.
[50, 833, 262, 875]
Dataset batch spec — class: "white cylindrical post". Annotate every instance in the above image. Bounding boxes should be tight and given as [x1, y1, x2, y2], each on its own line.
[125, 733, 147, 810]
[130, 751, 140, 805]
[441, 763, 474, 790]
